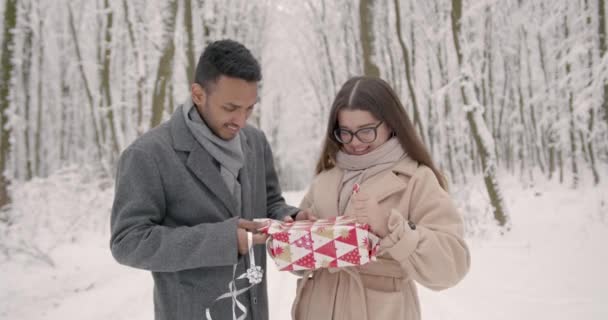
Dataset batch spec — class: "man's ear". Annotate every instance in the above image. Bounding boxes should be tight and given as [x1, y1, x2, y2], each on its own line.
[191, 83, 207, 107]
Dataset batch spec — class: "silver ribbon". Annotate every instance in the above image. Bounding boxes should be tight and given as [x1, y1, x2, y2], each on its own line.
[205, 232, 264, 320]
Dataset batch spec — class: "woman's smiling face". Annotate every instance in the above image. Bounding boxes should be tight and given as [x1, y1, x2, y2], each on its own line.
[335, 109, 391, 155]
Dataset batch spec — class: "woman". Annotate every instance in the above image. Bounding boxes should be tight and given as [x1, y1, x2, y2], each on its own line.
[292, 76, 470, 320]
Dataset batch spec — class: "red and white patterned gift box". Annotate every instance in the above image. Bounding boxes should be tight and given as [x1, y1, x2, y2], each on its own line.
[257, 216, 380, 271]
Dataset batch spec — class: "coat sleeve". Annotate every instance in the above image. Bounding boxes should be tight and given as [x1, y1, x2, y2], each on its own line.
[299, 186, 314, 210]
[110, 147, 240, 272]
[379, 166, 470, 291]
[261, 134, 299, 220]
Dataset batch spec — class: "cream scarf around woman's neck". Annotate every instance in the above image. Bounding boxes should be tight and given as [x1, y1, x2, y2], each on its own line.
[335, 137, 406, 215]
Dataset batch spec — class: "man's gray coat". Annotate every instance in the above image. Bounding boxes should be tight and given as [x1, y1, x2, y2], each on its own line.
[110, 105, 298, 320]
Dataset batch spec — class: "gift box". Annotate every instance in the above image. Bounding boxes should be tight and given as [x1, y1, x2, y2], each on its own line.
[257, 216, 380, 271]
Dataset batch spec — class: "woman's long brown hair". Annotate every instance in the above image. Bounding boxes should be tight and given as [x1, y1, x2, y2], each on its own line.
[315, 76, 447, 190]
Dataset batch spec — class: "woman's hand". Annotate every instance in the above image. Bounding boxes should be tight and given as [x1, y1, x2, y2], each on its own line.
[348, 192, 389, 237]
[282, 208, 318, 222]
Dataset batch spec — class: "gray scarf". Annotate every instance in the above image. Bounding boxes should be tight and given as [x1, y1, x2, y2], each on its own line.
[182, 102, 244, 215]
[335, 137, 406, 215]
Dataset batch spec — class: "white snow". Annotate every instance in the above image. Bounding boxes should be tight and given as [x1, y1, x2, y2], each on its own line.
[1, 169, 608, 319]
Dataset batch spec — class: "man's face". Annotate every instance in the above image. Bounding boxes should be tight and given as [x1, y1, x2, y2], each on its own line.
[192, 76, 258, 140]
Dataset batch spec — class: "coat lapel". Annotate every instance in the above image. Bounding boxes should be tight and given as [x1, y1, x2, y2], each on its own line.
[186, 144, 239, 217]
[363, 170, 407, 202]
[318, 157, 419, 216]
[238, 134, 255, 220]
[171, 104, 238, 217]
[313, 169, 343, 218]
[361, 157, 419, 202]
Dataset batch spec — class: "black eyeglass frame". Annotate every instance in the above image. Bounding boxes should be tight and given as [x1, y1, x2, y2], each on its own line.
[333, 121, 384, 144]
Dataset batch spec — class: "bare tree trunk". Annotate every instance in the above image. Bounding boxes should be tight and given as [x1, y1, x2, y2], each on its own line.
[484, 6, 500, 167]
[99, 0, 120, 157]
[21, 3, 34, 180]
[498, 60, 510, 170]
[436, 43, 457, 183]
[312, 0, 338, 94]
[537, 26, 556, 180]
[150, 0, 178, 128]
[523, 27, 546, 175]
[393, 0, 426, 144]
[0, 0, 16, 207]
[516, 30, 531, 181]
[68, 2, 103, 158]
[35, 9, 43, 176]
[343, 0, 358, 77]
[304, 0, 338, 120]
[585, 0, 600, 185]
[433, 0, 456, 182]
[558, 149, 564, 183]
[201, 0, 212, 42]
[451, 0, 509, 228]
[409, 0, 416, 83]
[122, 0, 145, 135]
[184, 0, 196, 85]
[426, 68, 436, 157]
[580, 0, 600, 185]
[599, 0, 608, 130]
[359, 0, 380, 77]
[60, 75, 70, 164]
[564, 13, 579, 188]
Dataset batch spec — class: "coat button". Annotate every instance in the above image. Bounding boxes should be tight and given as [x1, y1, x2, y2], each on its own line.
[252, 297, 258, 304]
[408, 221, 416, 230]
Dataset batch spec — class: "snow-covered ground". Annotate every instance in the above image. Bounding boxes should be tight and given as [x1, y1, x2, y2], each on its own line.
[1, 168, 607, 320]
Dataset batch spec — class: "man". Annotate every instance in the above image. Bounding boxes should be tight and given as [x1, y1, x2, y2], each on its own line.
[110, 39, 312, 320]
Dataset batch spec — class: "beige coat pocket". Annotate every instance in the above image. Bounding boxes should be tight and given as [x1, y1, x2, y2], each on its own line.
[364, 288, 406, 319]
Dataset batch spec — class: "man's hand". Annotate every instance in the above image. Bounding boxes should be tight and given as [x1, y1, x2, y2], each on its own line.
[238, 218, 264, 231]
[237, 219, 268, 255]
[348, 192, 389, 237]
[282, 208, 318, 222]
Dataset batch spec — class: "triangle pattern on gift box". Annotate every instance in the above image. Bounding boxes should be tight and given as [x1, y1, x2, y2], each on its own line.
[335, 241, 356, 258]
[273, 255, 291, 270]
[314, 239, 337, 258]
[269, 243, 281, 257]
[358, 233, 370, 251]
[336, 259, 356, 268]
[292, 233, 314, 250]
[280, 263, 294, 271]
[272, 232, 290, 244]
[335, 227, 358, 246]
[313, 226, 335, 240]
[293, 252, 316, 269]
[272, 243, 292, 262]
[338, 248, 362, 265]
[311, 231, 333, 249]
[355, 228, 368, 247]
[289, 243, 311, 263]
[314, 252, 338, 268]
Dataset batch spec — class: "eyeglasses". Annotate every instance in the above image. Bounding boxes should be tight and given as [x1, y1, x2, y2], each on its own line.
[333, 121, 383, 144]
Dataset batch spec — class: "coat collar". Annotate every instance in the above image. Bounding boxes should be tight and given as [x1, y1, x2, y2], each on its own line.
[315, 156, 419, 215]
[359, 156, 419, 202]
[169, 104, 254, 218]
[170, 104, 196, 152]
[238, 132, 254, 220]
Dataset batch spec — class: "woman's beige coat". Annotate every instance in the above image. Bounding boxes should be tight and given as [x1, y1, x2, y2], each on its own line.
[292, 156, 470, 320]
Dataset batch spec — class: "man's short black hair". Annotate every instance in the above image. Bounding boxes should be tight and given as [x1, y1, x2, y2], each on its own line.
[194, 39, 262, 90]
